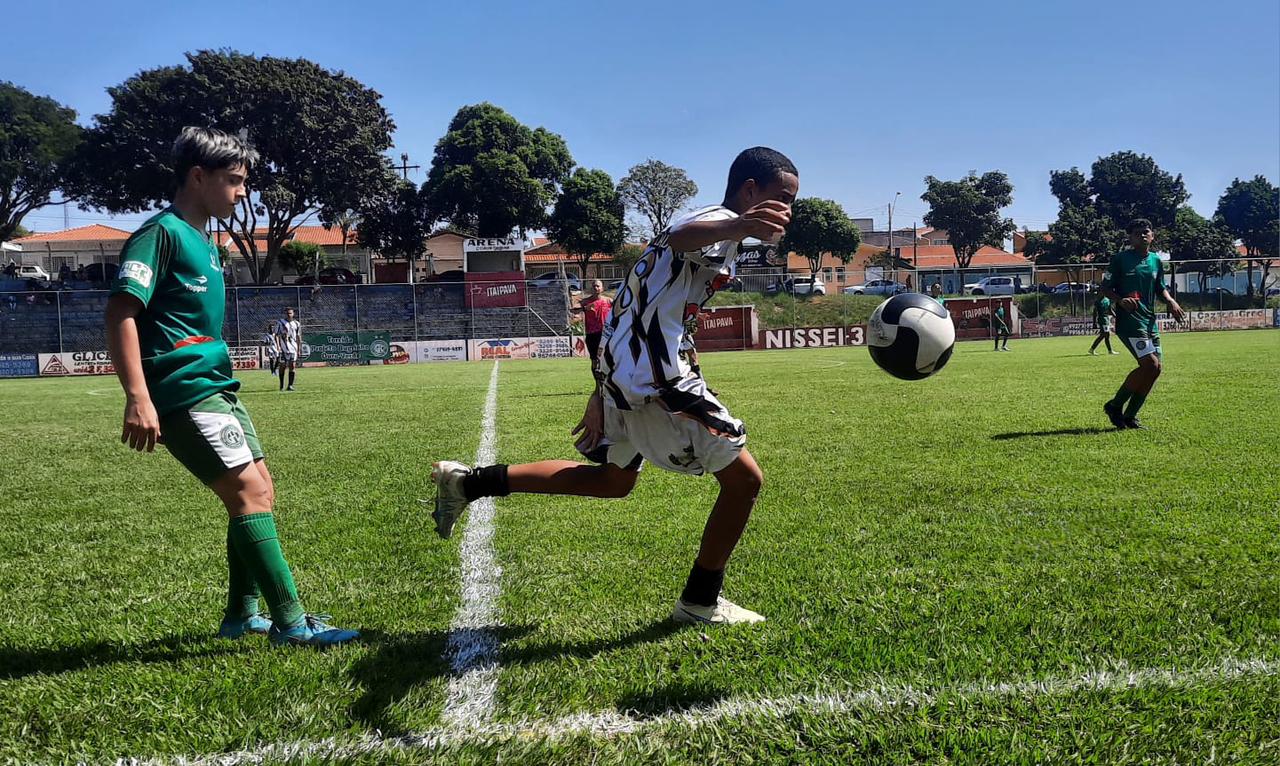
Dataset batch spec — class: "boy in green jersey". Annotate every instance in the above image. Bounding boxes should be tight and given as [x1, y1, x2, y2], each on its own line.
[1098, 219, 1185, 429]
[1089, 295, 1118, 355]
[105, 127, 358, 647]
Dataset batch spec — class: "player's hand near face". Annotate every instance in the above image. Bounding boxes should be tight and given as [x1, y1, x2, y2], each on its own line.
[735, 201, 791, 242]
[122, 395, 161, 452]
[572, 392, 605, 453]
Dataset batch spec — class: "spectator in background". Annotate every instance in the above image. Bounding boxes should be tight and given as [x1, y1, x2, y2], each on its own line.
[59, 263, 72, 283]
[573, 279, 612, 376]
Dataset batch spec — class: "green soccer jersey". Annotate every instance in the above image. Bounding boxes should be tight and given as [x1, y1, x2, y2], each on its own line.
[110, 207, 239, 416]
[1106, 249, 1164, 335]
[993, 305, 1008, 329]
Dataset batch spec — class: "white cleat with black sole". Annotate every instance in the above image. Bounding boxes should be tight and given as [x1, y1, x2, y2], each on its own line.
[672, 596, 765, 625]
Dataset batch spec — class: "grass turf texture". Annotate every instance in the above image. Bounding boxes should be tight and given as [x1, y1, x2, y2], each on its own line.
[0, 330, 1277, 764]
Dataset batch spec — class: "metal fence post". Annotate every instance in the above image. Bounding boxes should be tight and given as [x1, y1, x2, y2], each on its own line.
[56, 291, 64, 353]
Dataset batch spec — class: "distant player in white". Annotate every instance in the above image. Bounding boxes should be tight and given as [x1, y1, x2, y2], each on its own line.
[273, 307, 300, 391]
[431, 147, 798, 625]
[261, 323, 279, 375]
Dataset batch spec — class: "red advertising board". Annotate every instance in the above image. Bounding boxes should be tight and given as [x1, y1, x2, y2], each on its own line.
[941, 297, 1016, 339]
[694, 305, 757, 351]
[464, 271, 527, 309]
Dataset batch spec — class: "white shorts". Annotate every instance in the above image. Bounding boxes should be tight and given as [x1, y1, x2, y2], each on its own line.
[1122, 334, 1161, 359]
[581, 375, 746, 476]
[280, 351, 298, 362]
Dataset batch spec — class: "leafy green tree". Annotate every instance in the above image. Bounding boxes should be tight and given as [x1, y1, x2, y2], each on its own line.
[1167, 205, 1238, 296]
[357, 179, 431, 264]
[67, 50, 395, 283]
[1024, 204, 1122, 314]
[1215, 176, 1279, 303]
[0, 82, 83, 242]
[547, 168, 625, 280]
[1089, 151, 1187, 230]
[781, 198, 862, 280]
[617, 159, 698, 240]
[921, 171, 1016, 269]
[613, 243, 645, 276]
[422, 103, 573, 237]
[278, 240, 325, 277]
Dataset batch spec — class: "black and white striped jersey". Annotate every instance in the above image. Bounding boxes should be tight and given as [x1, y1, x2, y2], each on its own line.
[600, 205, 740, 410]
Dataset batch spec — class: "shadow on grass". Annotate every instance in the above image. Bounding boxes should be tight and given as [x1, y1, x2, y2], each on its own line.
[992, 427, 1114, 440]
[0, 633, 253, 680]
[615, 682, 728, 719]
[348, 619, 684, 734]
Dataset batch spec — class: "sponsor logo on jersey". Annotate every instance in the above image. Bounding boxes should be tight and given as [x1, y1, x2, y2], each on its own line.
[120, 261, 153, 288]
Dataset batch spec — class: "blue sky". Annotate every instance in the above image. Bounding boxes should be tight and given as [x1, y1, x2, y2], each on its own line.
[8, 0, 1278, 235]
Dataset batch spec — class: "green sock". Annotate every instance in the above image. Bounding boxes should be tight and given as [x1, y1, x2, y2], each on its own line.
[1123, 392, 1148, 419]
[228, 513, 305, 628]
[226, 526, 261, 619]
[1108, 386, 1133, 409]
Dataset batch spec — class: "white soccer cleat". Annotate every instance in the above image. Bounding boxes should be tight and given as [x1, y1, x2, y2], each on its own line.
[429, 460, 472, 539]
[672, 596, 765, 625]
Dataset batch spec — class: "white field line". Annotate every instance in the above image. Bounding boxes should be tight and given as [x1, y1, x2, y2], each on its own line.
[440, 360, 503, 730]
[118, 655, 1280, 765]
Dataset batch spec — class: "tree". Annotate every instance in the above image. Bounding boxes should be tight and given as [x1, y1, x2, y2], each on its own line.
[278, 240, 324, 276]
[67, 51, 395, 283]
[0, 82, 83, 242]
[324, 209, 361, 256]
[1023, 204, 1122, 314]
[547, 168, 625, 280]
[1215, 176, 1279, 303]
[617, 159, 698, 240]
[1089, 151, 1187, 230]
[781, 198, 862, 280]
[1167, 205, 1238, 296]
[867, 248, 913, 284]
[921, 171, 1016, 269]
[613, 243, 645, 275]
[422, 103, 573, 238]
[357, 178, 431, 273]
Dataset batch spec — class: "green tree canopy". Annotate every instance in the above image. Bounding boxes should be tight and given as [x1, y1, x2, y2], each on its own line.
[547, 168, 625, 279]
[422, 103, 573, 238]
[781, 198, 862, 278]
[617, 159, 698, 240]
[278, 240, 324, 276]
[0, 82, 83, 242]
[1167, 205, 1239, 294]
[357, 179, 431, 263]
[1089, 151, 1187, 230]
[1215, 175, 1278, 302]
[67, 50, 395, 283]
[921, 171, 1015, 269]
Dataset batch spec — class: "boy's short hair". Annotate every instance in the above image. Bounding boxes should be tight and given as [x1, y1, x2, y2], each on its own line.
[1127, 218, 1153, 233]
[173, 127, 259, 185]
[724, 147, 797, 200]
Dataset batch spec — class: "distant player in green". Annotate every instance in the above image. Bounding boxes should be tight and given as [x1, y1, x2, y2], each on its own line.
[1099, 218, 1185, 429]
[991, 303, 1010, 351]
[104, 127, 358, 647]
[1088, 295, 1118, 355]
[929, 282, 944, 304]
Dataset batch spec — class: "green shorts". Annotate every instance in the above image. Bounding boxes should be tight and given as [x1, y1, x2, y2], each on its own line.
[160, 391, 264, 484]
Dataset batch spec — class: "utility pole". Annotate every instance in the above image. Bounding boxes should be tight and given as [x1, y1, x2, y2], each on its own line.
[887, 191, 900, 283]
[397, 152, 421, 180]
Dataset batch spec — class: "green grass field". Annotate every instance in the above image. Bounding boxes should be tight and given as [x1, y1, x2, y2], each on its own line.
[1, 330, 1278, 765]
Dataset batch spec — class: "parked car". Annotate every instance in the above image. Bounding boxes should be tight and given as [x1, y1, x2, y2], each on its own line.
[1051, 282, 1093, 295]
[842, 279, 907, 296]
[1265, 286, 1280, 298]
[17, 264, 51, 281]
[296, 267, 360, 285]
[963, 276, 1023, 296]
[528, 272, 582, 292]
[789, 275, 826, 296]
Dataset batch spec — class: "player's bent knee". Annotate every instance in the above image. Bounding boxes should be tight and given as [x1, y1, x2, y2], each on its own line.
[601, 465, 639, 498]
[211, 463, 273, 515]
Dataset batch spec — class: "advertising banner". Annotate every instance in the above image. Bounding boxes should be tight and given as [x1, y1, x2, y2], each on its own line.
[694, 305, 757, 351]
[757, 326, 867, 349]
[38, 350, 114, 376]
[468, 338, 535, 361]
[301, 331, 391, 365]
[464, 271, 527, 309]
[0, 353, 38, 378]
[941, 297, 1016, 339]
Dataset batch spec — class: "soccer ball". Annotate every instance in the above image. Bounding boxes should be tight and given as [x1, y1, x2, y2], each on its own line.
[867, 293, 956, 380]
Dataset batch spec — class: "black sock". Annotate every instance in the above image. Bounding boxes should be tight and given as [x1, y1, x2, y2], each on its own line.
[1090, 336, 1101, 351]
[680, 563, 725, 607]
[278, 367, 285, 389]
[462, 464, 510, 501]
[287, 369, 295, 388]
[1105, 337, 1112, 352]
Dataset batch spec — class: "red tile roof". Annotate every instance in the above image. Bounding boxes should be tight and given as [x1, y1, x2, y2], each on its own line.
[214, 225, 358, 247]
[15, 224, 133, 243]
[906, 245, 1030, 268]
[525, 252, 615, 263]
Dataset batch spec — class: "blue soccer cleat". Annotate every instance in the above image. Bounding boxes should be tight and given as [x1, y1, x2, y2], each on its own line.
[268, 613, 360, 648]
[218, 612, 273, 639]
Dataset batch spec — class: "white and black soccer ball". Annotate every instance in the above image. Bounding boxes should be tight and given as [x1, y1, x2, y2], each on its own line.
[867, 293, 956, 380]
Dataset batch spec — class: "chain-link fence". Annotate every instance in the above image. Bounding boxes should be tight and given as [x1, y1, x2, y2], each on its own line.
[0, 280, 576, 354]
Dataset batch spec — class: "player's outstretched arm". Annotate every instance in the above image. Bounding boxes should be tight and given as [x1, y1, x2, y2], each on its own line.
[667, 201, 790, 253]
[105, 293, 161, 452]
[1160, 288, 1185, 322]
